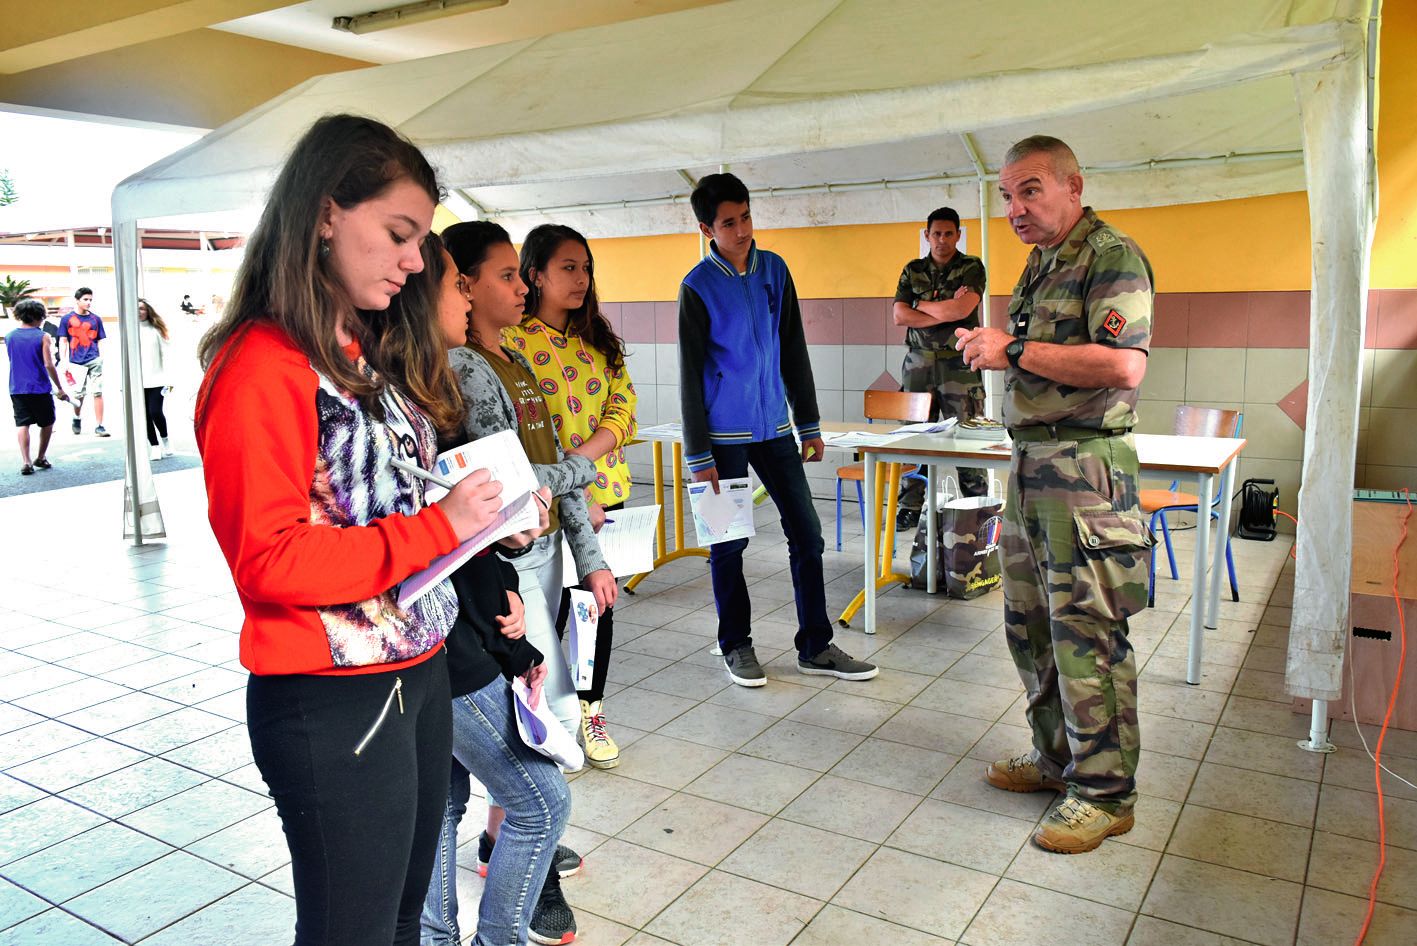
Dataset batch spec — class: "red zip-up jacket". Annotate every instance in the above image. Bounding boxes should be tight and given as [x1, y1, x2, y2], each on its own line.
[197, 322, 460, 676]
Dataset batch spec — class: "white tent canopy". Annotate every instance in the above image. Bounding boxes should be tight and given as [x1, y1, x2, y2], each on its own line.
[111, 0, 1377, 707]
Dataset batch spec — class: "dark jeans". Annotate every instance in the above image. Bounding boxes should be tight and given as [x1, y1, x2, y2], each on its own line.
[247, 649, 453, 946]
[555, 501, 622, 702]
[143, 386, 168, 445]
[709, 436, 832, 661]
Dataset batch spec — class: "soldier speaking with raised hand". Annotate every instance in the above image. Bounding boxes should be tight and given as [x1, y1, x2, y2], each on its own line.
[954, 135, 1155, 854]
[891, 207, 989, 530]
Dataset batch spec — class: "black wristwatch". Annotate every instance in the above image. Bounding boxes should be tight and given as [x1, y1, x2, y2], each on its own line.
[1006, 338, 1026, 369]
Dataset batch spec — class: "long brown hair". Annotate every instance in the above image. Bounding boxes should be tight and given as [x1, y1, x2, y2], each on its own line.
[196, 114, 450, 430]
[137, 298, 169, 341]
[370, 233, 464, 436]
[518, 224, 625, 373]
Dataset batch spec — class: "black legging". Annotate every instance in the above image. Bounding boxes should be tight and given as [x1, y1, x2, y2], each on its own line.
[556, 501, 622, 703]
[246, 649, 452, 946]
[143, 386, 169, 446]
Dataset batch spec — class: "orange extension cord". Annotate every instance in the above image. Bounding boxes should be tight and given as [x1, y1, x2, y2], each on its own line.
[1354, 487, 1412, 946]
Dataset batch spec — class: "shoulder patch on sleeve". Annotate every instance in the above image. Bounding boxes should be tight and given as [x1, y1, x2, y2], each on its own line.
[1103, 309, 1126, 337]
[1086, 228, 1122, 253]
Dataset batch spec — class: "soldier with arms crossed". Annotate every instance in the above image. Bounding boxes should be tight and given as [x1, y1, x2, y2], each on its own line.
[955, 136, 1154, 854]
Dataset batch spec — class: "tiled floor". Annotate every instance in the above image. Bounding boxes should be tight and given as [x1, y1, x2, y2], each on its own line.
[3, 469, 1417, 945]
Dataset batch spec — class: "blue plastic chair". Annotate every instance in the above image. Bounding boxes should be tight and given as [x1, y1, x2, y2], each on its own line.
[1143, 407, 1242, 608]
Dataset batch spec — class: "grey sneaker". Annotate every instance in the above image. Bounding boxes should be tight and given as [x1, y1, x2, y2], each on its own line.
[798, 643, 879, 681]
[724, 644, 766, 687]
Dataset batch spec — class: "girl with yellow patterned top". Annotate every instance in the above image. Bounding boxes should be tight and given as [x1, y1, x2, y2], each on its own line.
[508, 223, 636, 767]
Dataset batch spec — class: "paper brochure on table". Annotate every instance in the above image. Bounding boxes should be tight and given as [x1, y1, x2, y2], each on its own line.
[397, 430, 541, 609]
[687, 478, 755, 545]
[636, 422, 683, 438]
[891, 419, 959, 435]
[560, 504, 662, 586]
[820, 430, 915, 449]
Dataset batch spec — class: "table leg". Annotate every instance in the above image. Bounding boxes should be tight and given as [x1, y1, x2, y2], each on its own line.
[1186, 471, 1214, 685]
[672, 442, 687, 552]
[1205, 457, 1238, 630]
[926, 463, 938, 594]
[864, 455, 878, 636]
[879, 463, 903, 578]
[653, 440, 666, 560]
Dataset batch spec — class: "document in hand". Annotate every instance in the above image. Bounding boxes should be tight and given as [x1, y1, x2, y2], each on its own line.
[560, 504, 663, 586]
[397, 430, 542, 609]
[566, 588, 599, 690]
[687, 477, 756, 546]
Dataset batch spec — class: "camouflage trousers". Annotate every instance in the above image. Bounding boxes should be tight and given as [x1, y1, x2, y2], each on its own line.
[899, 348, 988, 509]
[1001, 432, 1154, 812]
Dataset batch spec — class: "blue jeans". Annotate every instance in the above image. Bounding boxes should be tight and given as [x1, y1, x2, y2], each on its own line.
[420, 676, 571, 946]
[709, 435, 833, 661]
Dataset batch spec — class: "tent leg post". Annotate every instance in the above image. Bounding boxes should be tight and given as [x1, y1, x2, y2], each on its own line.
[1298, 700, 1336, 753]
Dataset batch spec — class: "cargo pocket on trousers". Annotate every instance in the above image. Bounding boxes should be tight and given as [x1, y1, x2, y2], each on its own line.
[1072, 508, 1155, 621]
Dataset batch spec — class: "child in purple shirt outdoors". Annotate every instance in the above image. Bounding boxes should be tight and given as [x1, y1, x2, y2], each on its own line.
[6, 298, 68, 475]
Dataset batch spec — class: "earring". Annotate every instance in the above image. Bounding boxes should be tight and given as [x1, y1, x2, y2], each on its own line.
[318, 238, 331, 259]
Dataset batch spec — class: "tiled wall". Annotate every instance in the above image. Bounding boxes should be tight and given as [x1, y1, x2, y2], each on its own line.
[605, 290, 1417, 526]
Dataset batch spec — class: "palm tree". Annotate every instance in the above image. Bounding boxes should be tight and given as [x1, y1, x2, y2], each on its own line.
[0, 275, 35, 319]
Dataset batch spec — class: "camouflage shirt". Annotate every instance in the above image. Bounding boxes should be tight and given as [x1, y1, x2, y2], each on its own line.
[1003, 207, 1153, 432]
[893, 251, 986, 355]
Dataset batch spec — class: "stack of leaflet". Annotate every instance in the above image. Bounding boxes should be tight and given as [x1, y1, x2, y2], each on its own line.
[954, 417, 1008, 440]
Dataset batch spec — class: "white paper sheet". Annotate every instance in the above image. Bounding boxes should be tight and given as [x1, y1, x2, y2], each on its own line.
[561, 504, 662, 586]
[687, 477, 755, 545]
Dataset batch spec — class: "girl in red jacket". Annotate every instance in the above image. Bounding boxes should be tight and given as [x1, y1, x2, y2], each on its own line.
[195, 115, 507, 946]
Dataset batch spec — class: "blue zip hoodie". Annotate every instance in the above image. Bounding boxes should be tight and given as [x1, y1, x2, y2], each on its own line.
[677, 241, 820, 472]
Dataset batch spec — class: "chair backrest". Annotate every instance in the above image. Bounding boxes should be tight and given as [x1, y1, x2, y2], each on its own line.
[1173, 405, 1242, 438]
[864, 390, 933, 424]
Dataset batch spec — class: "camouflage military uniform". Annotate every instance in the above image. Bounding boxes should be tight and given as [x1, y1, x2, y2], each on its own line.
[894, 252, 989, 505]
[1001, 207, 1154, 813]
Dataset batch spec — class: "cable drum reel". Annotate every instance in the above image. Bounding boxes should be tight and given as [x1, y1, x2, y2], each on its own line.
[1235, 478, 1279, 541]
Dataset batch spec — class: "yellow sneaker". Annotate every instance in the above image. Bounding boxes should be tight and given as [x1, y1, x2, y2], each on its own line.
[580, 699, 620, 769]
[1033, 796, 1135, 854]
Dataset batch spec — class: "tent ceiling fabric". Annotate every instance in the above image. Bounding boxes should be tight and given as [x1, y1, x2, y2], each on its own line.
[115, 0, 1363, 236]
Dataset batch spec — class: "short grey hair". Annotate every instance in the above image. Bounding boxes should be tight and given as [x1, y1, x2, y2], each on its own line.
[1002, 136, 1080, 180]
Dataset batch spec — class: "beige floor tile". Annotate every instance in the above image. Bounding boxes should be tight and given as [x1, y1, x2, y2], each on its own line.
[569, 909, 637, 946]
[565, 770, 673, 835]
[786, 689, 902, 735]
[832, 846, 996, 941]
[1138, 712, 1215, 761]
[1138, 680, 1228, 724]
[561, 838, 707, 928]
[942, 654, 1024, 692]
[963, 720, 1034, 764]
[1202, 726, 1326, 782]
[1134, 750, 1201, 803]
[930, 764, 1055, 821]
[829, 737, 957, 795]
[603, 686, 698, 730]
[646, 869, 821, 946]
[1306, 829, 1417, 910]
[1316, 783, 1417, 849]
[718, 818, 875, 900]
[792, 904, 954, 946]
[636, 662, 732, 701]
[740, 720, 865, 772]
[910, 678, 1018, 721]
[1115, 794, 1184, 852]
[1322, 748, 1417, 802]
[708, 678, 822, 716]
[623, 934, 678, 946]
[780, 774, 924, 843]
[682, 753, 821, 815]
[887, 798, 1034, 874]
[618, 792, 767, 866]
[897, 621, 993, 652]
[834, 667, 935, 704]
[1231, 668, 1290, 703]
[1166, 804, 1312, 882]
[1126, 914, 1262, 945]
[961, 878, 1133, 946]
[1006, 834, 1162, 911]
[867, 638, 967, 676]
[1218, 695, 1312, 739]
[656, 701, 777, 751]
[1328, 721, 1417, 761]
[609, 733, 729, 791]
[1186, 762, 1319, 826]
[1141, 655, 1240, 694]
[874, 705, 992, 757]
[1296, 887, 1417, 946]
[1141, 855, 1302, 946]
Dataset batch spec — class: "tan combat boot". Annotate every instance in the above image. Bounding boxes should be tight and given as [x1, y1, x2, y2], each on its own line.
[985, 753, 1066, 793]
[580, 699, 620, 769]
[1033, 796, 1135, 854]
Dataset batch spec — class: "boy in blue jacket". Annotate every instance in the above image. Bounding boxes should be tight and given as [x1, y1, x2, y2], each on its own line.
[678, 173, 877, 688]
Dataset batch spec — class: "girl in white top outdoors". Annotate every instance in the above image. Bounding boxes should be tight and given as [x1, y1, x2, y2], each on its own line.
[137, 298, 173, 458]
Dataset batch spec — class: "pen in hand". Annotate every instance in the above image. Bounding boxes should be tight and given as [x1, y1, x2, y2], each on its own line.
[389, 457, 456, 490]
